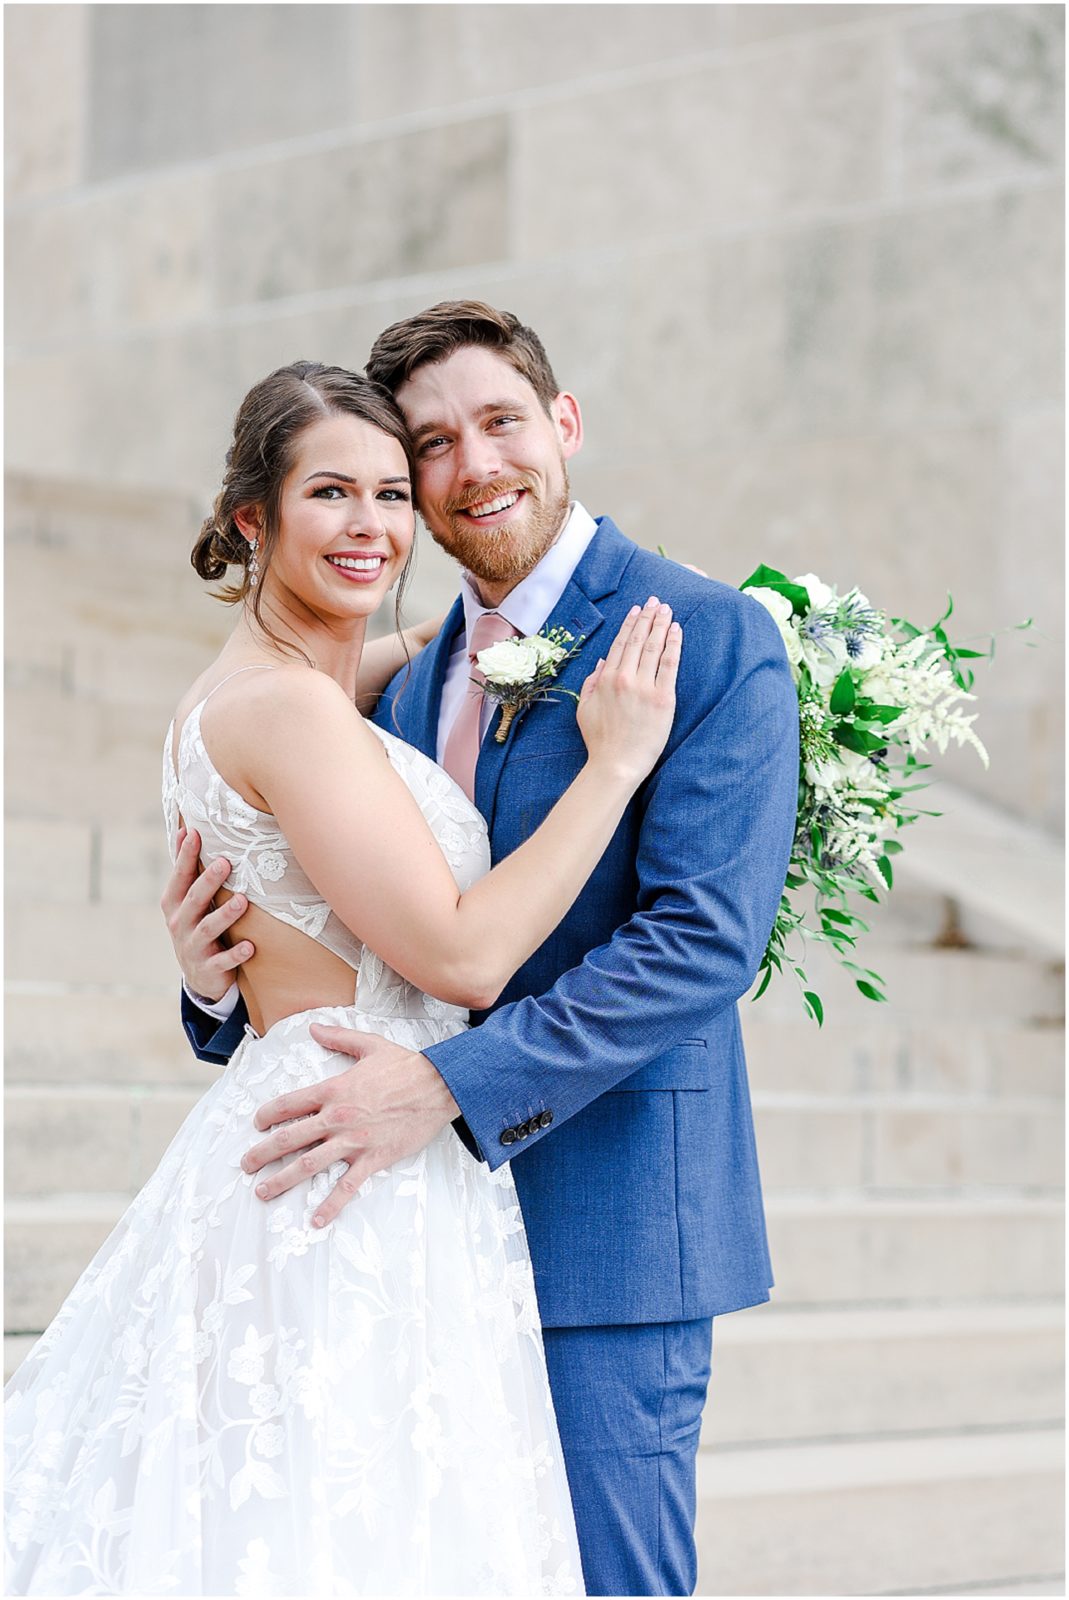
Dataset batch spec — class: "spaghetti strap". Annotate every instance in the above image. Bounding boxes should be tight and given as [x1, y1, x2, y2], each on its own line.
[200, 663, 278, 707]
[168, 665, 278, 777]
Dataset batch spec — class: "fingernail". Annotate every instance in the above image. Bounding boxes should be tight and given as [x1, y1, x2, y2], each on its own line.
[312, 1214, 325, 1228]
[256, 1183, 268, 1198]
[659, 603, 671, 614]
[646, 595, 659, 607]
[627, 605, 640, 617]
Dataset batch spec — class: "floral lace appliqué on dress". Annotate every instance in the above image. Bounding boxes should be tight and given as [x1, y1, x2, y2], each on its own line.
[4, 689, 583, 1597]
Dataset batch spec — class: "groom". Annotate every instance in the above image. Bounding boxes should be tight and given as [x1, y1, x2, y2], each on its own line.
[168, 301, 799, 1596]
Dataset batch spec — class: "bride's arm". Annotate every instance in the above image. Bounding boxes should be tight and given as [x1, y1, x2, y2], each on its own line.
[354, 613, 446, 707]
[209, 604, 679, 1011]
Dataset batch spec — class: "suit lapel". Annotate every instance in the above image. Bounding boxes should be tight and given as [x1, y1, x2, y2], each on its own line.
[390, 597, 463, 761]
[473, 518, 639, 828]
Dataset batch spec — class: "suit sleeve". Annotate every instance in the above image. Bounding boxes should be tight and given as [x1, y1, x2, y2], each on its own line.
[424, 588, 800, 1169]
[181, 987, 250, 1066]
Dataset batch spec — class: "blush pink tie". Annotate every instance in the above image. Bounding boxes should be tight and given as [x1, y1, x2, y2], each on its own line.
[442, 612, 520, 803]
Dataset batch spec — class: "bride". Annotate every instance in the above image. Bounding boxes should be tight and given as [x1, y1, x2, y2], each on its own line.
[4, 361, 681, 1596]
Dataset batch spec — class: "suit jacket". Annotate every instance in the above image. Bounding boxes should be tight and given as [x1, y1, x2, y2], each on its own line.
[181, 517, 799, 1328]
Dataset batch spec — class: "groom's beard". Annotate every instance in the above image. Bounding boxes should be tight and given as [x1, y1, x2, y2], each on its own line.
[426, 465, 571, 587]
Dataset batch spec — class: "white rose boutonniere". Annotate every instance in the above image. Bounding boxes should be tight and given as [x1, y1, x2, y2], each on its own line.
[475, 626, 584, 742]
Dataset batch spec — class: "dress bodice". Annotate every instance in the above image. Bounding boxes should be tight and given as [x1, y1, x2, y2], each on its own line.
[162, 675, 491, 1023]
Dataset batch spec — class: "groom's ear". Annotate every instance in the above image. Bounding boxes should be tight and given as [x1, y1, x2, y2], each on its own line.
[551, 391, 583, 460]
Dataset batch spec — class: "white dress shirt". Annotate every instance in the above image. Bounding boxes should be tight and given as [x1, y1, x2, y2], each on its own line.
[189, 502, 601, 1021]
[436, 500, 599, 762]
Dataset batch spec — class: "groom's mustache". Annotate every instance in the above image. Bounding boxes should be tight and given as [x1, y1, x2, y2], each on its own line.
[444, 476, 537, 517]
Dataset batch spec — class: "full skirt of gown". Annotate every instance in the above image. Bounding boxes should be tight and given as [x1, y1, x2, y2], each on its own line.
[4, 1005, 583, 1597]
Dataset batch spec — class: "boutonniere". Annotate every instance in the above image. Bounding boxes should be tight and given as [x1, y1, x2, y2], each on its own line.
[475, 626, 585, 743]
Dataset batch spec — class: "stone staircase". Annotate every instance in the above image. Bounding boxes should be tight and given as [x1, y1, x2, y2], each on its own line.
[697, 915, 1064, 1595]
[5, 474, 1064, 1595]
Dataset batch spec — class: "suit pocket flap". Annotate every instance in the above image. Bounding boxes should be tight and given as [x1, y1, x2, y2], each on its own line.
[609, 1041, 710, 1092]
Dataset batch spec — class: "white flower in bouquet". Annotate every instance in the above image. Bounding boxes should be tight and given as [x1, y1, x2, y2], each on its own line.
[747, 587, 803, 676]
[799, 616, 849, 687]
[793, 571, 835, 609]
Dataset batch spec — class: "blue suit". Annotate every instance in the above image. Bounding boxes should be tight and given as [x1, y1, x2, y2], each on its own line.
[182, 517, 799, 1594]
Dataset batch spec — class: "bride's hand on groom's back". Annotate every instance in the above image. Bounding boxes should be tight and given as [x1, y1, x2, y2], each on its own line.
[161, 827, 254, 1002]
[576, 596, 682, 786]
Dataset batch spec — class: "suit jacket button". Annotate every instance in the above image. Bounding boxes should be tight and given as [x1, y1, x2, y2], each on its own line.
[500, 1128, 517, 1146]
[539, 1110, 554, 1128]
[516, 1123, 530, 1138]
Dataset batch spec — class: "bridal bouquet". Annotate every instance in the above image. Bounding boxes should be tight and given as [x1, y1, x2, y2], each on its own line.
[740, 563, 1017, 1024]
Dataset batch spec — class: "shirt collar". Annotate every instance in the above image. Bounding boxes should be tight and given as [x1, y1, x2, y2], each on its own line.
[459, 501, 599, 642]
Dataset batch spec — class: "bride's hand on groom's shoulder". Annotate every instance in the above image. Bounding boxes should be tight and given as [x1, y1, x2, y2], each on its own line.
[241, 1027, 460, 1227]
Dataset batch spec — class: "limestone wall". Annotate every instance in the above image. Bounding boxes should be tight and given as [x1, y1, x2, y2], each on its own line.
[5, 2, 1064, 827]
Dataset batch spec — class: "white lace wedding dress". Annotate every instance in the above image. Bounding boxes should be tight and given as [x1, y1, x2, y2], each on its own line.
[4, 671, 583, 1597]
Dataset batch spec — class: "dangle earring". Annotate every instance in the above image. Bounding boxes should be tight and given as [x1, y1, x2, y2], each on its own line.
[248, 541, 260, 588]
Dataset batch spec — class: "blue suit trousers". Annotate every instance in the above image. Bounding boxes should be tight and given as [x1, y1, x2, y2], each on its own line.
[543, 1319, 714, 1597]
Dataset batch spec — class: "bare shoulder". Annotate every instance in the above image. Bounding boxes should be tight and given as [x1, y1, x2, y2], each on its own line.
[196, 665, 384, 807]
[202, 664, 372, 744]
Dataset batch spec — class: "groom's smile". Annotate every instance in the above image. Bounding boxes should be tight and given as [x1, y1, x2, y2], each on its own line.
[396, 345, 583, 601]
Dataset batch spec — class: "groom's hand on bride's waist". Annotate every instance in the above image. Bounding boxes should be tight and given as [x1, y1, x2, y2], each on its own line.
[240, 1026, 461, 1227]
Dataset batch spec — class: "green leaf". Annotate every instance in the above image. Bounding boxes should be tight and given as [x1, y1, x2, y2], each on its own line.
[856, 979, 887, 1003]
[656, 543, 669, 558]
[738, 564, 811, 615]
[883, 839, 903, 855]
[751, 964, 774, 1001]
[876, 855, 893, 890]
[834, 724, 885, 755]
[820, 908, 855, 926]
[860, 703, 906, 724]
[802, 990, 824, 1027]
[829, 671, 856, 715]
[739, 562, 788, 589]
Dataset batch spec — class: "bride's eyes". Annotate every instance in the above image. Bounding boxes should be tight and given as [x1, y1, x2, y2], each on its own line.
[309, 484, 410, 503]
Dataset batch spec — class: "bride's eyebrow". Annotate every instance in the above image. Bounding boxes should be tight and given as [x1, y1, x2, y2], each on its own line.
[302, 470, 411, 486]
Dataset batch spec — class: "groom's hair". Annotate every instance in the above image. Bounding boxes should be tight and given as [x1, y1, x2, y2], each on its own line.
[366, 301, 561, 414]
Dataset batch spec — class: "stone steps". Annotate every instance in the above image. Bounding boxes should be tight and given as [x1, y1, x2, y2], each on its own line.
[741, 1017, 1065, 1100]
[702, 1302, 1064, 1447]
[744, 939, 1063, 1025]
[7, 1300, 1062, 1453]
[4, 990, 218, 1087]
[4, 1082, 1062, 1200]
[754, 1091, 1063, 1193]
[5, 1085, 203, 1198]
[5, 1194, 132, 1333]
[765, 1196, 1064, 1305]
[695, 1427, 1064, 1595]
[6, 1191, 1064, 1334]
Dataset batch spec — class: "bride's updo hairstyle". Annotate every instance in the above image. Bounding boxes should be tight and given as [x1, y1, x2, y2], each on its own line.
[192, 360, 415, 639]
